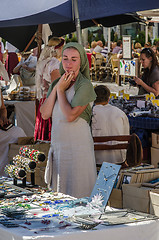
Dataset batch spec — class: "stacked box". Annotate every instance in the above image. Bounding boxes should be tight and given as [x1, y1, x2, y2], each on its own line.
[151, 132, 159, 168]
[150, 191, 159, 217]
[108, 189, 123, 209]
[108, 166, 159, 209]
[123, 183, 159, 213]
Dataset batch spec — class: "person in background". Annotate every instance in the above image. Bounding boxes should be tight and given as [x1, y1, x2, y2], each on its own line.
[41, 42, 97, 198]
[134, 47, 159, 98]
[0, 38, 4, 63]
[134, 42, 142, 54]
[110, 42, 117, 52]
[112, 40, 122, 54]
[144, 42, 151, 48]
[13, 50, 37, 90]
[90, 41, 97, 53]
[151, 45, 157, 54]
[5, 41, 19, 79]
[101, 41, 109, 59]
[84, 41, 90, 53]
[93, 40, 103, 53]
[0, 89, 26, 176]
[92, 85, 130, 165]
[34, 37, 65, 141]
[156, 46, 159, 62]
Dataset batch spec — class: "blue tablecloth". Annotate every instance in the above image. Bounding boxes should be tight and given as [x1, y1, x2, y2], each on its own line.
[128, 116, 159, 148]
[128, 116, 159, 130]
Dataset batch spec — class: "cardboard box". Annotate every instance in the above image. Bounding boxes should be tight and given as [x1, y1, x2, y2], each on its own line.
[151, 147, 159, 168]
[108, 188, 122, 209]
[26, 167, 47, 187]
[150, 191, 159, 217]
[152, 132, 159, 148]
[117, 168, 159, 189]
[122, 183, 159, 213]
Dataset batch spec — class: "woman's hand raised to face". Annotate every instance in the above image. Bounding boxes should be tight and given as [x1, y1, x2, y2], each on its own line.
[57, 71, 75, 92]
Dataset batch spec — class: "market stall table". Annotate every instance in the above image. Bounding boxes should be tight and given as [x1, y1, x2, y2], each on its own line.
[4, 100, 36, 137]
[128, 115, 159, 161]
[0, 172, 159, 240]
[128, 116, 159, 130]
[0, 216, 158, 240]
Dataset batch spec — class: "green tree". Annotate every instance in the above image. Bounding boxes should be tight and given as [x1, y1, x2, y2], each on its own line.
[153, 38, 159, 45]
[114, 32, 118, 42]
[111, 29, 115, 41]
[134, 30, 152, 47]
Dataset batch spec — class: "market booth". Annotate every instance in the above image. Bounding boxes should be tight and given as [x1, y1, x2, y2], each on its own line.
[4, 100, 36, 137]
[2, 84, 36, 137]
[0, 140, 159, 240]
[1, 163, 159, 240]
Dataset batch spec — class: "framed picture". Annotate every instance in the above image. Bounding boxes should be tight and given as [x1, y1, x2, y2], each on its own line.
[122, 35, 132, 59]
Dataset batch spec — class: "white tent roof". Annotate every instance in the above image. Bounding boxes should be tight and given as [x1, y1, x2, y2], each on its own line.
[138, 8, 159, 23]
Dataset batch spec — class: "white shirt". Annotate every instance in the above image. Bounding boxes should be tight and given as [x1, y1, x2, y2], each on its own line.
[17, 55, 37, 68]
[0, 41, 4, 54]
[92, 103, 130, 164]
[94, 45, 103, 53]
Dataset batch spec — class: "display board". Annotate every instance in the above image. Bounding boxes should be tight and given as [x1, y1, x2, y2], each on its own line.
[119, 59, 138, 77]
[122, 35, 132, 59]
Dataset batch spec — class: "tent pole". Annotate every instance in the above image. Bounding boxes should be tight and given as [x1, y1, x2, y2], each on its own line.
[145, 24, 148, 43]
[108, 28, 111, 53]
[73, 0, 82, 45]
[23, 33, 36, 52]
[37, 24, 42, 59]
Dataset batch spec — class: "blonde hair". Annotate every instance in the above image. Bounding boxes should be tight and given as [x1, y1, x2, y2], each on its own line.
[91, 41, 97, 49]
[48, 37, 62, 47]
[135, 42, 142, 49]
[39, 37, 64, 61]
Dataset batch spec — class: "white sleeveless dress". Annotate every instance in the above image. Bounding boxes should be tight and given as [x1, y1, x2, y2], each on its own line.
[48, 84, 97, 198]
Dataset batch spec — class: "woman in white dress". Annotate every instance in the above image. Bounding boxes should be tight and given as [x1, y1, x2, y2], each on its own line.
[41, 42, 97, 198]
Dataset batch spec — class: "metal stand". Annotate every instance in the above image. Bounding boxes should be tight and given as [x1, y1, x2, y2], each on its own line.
[31, 172, 35, 186]
[13, 177, 26, 187]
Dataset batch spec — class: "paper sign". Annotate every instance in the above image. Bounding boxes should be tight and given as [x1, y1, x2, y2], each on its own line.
[145, 94, 150, 101]
[137, 100, 146, 109]
[123, 93, 130, 100]
[110, 93, 117, 99]
[151, 100, 159, 106]
[150, 92, 155, 100]
[119, 89, 124, 96]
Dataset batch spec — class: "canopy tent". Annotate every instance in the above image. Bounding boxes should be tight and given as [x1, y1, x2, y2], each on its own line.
[138, 9, 159, 23]
[0, 0, 159, 27]
[0, 0, 159, 51]
[0, 13, 144, 51]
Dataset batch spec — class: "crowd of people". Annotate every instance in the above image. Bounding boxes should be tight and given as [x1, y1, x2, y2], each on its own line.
[86, 39, 159, 97]
[0, 35, 159, 198]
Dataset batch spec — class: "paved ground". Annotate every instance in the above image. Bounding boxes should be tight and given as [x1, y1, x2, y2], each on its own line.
[1, 79, 139, 97]
[92, 81, 139, 96]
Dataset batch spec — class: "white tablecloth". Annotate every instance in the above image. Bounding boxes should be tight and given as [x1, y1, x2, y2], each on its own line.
[4, 100, 35, 137]
[0, 219, 159, 240]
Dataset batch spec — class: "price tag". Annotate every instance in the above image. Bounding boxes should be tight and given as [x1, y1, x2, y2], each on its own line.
[119, 89, 124, 96]
[110, 93, 117, 99]
[123, 93, 129, 100]
[151, 99, 159, 106]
